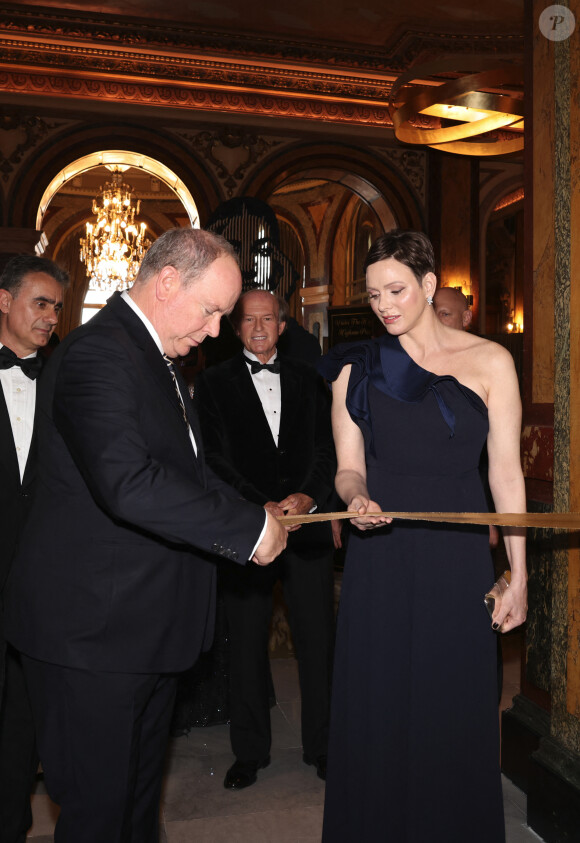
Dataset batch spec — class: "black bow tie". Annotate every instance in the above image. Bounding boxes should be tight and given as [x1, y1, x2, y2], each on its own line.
[243, 355, 280, 375]
[0, 346, 43, 380]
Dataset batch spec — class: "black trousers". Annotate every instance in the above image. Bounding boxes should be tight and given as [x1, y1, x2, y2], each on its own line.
[0, 643, 38, 843]
[222, 547, 335, 762]
[22, 656, 177, 843]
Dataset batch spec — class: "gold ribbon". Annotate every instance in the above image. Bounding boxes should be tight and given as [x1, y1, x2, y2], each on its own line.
[278, 511, 580, 529]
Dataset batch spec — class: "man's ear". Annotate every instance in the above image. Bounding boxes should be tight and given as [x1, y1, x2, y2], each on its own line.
[0, 289, 12, 315]
[278, 320, 287, 336]
[462, 310, 473, 329]
[155, 265, 180, 301]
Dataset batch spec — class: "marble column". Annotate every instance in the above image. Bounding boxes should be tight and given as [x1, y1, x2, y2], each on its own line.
[502, 2, 580, 840]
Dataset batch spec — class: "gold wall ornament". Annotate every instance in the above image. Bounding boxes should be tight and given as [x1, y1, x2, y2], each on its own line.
[79, 168, 151, 292]
[389, 62, 524, 156]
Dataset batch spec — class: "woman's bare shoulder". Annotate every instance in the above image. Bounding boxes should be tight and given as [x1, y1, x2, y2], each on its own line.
[443, 333, 516, 401]
[472, 335, 513, 365]
[453, 332, 513, 364]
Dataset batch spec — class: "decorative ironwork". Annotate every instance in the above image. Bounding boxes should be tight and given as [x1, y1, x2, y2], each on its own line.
[0, 111, 56, 182]
[188, 129, 281, 197]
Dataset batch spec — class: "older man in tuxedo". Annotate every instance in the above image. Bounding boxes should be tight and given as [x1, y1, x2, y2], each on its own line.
[5, 229, 287, 843]
[0, 255, 68, 843]
[194, 290, 336, 790]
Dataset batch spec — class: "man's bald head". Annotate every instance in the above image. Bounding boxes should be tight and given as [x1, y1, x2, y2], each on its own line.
[434, 287, 472, 331]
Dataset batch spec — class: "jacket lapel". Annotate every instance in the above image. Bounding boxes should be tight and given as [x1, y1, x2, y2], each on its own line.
[0, 387, 20, 488]
[278, 356, 301, 447]
[173, 362, 207, 475]
[106, 293, 204, 471]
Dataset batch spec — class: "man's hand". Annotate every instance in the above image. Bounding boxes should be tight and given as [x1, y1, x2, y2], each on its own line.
[276, 492, 315, 532]
[253, 510, 287, 565]
[278, 492, 314, 516]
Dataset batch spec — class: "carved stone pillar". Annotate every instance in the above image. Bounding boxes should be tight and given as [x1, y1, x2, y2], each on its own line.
[502, 3, 580, 840]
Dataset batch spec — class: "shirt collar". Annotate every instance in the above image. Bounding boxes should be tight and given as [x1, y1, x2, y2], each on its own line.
[120, 290, 164, 356]
[0, 343, 38, 360]
[243, 349, 278, 364]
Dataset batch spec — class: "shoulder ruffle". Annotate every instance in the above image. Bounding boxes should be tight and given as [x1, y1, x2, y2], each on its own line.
[317, 334, 487, 446]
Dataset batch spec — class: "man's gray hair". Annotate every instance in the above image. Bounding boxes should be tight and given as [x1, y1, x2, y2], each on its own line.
[135, 228, 238, 288]
[229, 289, 287, 330]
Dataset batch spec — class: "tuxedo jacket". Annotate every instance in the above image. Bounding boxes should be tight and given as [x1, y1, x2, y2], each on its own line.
[5, 293, 265, 674]
[194, 352, 336, 557]
[0, 371, 38, 598]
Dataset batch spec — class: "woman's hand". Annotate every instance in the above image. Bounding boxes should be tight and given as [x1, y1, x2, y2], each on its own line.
[492, 577, 527, 633]
[348, 495, 392, 530]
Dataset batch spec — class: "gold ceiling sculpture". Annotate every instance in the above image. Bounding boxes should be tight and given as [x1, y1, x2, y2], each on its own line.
[389, 61, 524, 156]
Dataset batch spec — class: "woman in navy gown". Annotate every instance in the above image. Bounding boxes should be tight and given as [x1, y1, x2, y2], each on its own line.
[319, 230, 527, 842]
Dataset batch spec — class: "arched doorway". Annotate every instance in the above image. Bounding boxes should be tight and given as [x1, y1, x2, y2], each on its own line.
[35, 152, 199, 335]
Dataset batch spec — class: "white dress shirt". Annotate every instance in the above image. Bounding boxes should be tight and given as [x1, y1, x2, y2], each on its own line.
[243, 349, 316, 514]
[121, 290, 198, 456]
[0, 344, 37, 481]
[243, 350, 281, 445]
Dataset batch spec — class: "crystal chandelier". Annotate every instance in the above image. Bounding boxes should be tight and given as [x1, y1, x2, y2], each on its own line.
[80, 167, 151, 292]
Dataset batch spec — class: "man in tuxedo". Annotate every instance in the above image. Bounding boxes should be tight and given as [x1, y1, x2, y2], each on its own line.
[194, 290, 336, 789]
[0, 255, 68, 843]
[5, 229, 287, 843]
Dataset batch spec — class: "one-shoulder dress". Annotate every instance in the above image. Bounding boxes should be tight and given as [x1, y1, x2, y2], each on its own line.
[318, 334, 505, 843]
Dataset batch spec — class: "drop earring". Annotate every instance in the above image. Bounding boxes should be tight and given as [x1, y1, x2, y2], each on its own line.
[426, 295, 433, 306]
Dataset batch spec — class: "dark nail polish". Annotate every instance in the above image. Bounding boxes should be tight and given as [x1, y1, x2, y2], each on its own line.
[492, 622, 499, 630]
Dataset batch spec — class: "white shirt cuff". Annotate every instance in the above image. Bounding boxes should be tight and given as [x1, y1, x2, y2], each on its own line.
[249, 512, 269, 560]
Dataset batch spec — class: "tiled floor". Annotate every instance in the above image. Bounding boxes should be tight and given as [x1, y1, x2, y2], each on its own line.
[27, 631, 544, 842]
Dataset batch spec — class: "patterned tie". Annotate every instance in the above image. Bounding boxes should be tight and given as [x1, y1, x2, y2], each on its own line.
[163, 354, 189, 427]
[243, 354, 281, 374]
[0, 346, 43, 380]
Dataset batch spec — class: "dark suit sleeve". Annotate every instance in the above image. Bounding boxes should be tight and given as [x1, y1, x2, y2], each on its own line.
[194, 370, 270, 505]
[52, 332, 264, 561]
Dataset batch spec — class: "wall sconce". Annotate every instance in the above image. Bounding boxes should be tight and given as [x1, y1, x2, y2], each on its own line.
[506, 310, 524, 333]
[451, 284, 473, 307]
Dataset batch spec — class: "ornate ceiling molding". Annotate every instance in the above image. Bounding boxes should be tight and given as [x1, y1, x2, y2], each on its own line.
[0, 5, 523, 128]
[383, 28, 524, 68]
[0, 39, 394, 102]
[0, 69, 393, 127]
[0, 5, 418, 72]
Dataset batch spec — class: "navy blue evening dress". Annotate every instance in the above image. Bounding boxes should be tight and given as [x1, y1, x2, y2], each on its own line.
[319, 334, 505, 843]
